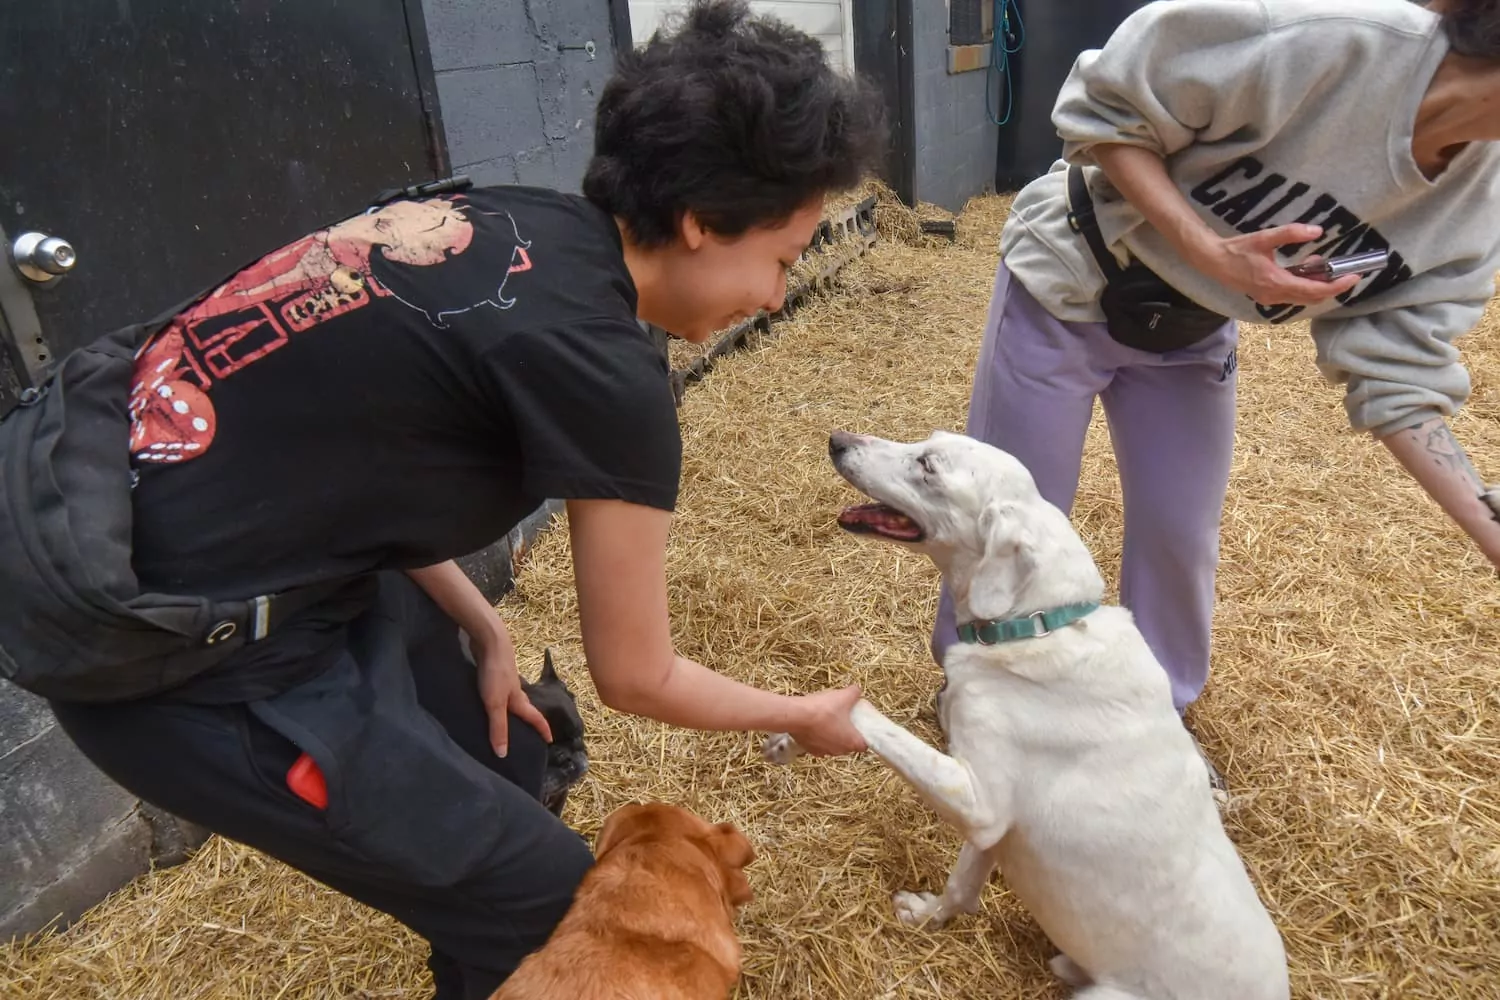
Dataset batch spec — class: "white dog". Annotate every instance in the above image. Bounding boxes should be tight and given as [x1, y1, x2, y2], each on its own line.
[765, 430, 1289, 1000]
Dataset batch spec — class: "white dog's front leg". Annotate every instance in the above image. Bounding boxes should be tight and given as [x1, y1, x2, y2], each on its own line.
[849, 701, 996, 833]
[763, 700, 998, 836]
[893, 840, 996, 928]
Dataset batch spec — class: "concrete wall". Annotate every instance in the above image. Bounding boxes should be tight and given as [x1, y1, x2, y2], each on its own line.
[0, 689, 206, 941]
[1, 0, 623, 944]
[910, 4, 1000, 212]
[631, 0, 853, 72]
[421, 0, 622, 193]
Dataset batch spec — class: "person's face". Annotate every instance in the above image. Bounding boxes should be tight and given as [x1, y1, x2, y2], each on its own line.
[647, 198, 824, 342]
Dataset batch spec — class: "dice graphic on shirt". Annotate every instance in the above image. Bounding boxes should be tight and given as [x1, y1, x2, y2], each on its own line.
[128, 329, 217, 464]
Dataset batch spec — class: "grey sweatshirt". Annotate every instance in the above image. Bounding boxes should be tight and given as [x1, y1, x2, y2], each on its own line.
[999, 0, 1500, 436]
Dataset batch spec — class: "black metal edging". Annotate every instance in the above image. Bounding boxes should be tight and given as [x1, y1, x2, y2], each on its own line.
[605, 0, 634, 52]
[894, 0, 916, 206]
[400, 0, 452, 180]
[666, 196, 879, 405]
[0, 222, 52, 389]
[853, 0, 915, 205]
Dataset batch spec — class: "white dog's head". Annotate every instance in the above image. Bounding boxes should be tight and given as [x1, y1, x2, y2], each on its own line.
[829, 429, 1104, 622]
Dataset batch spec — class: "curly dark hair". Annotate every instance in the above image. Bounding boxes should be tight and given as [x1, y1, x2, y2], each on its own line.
[1438, 0, 1500, 58]
[583, 0, 887, 247]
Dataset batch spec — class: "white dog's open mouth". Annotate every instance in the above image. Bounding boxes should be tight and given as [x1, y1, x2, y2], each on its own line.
[838, 502, 925, 542]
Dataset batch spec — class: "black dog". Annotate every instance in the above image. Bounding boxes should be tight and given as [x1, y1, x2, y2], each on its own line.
[521, 648, 589, 818]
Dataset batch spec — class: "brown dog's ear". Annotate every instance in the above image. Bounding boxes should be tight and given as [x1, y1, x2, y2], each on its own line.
[595, 803, 650, 857]
[708, 822, 756, 907]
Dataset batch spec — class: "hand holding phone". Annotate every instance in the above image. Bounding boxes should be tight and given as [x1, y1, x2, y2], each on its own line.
[1286, 250, 1390, 282]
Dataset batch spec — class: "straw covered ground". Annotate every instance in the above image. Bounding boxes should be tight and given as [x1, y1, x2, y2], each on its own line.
[4, 189, 1499, 1000]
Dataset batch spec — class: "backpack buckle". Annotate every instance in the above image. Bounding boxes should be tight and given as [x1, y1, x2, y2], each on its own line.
[2, 384, 47, 425]
[205, 621, 237, 645]
[368, 174, 473, 209]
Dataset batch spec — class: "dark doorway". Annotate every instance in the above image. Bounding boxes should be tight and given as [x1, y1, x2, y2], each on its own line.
[994, 0, 1149, 191]
[852, 0, 915, 205]
[0, 0, 445, 393]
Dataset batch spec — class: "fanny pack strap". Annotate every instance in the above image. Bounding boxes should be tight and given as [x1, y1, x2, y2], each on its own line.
[1065, 164, 1123, 282]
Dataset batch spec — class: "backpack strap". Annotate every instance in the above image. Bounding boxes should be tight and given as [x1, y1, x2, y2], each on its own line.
[1065, 164, 1124, 282]
[10, 246, 370, 654]
[368, 174, 473, 209]
[243, 578, 362, 644]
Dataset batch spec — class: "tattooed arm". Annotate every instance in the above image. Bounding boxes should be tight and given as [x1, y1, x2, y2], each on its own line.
[1381, 417, 1500, 570]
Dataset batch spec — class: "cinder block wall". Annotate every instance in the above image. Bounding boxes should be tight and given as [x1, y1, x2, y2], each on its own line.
[423, 0, 622, 192]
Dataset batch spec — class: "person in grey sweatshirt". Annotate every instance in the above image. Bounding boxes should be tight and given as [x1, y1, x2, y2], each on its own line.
[932, 0, 1500, 789]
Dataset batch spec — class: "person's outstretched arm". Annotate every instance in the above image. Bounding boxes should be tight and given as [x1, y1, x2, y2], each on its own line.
[567, 497, 867, 755]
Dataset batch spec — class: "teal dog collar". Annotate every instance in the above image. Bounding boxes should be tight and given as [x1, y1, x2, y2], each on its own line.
[955, 602, 1099, 645]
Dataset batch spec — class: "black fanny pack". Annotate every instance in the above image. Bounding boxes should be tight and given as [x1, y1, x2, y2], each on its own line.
[1065, 165, 1229, 354]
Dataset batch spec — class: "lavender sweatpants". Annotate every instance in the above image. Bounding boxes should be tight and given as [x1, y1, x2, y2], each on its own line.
[932, 263, 1238, 711]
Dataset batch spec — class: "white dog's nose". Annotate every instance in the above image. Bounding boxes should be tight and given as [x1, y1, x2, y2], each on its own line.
[829, 430, 867, 458]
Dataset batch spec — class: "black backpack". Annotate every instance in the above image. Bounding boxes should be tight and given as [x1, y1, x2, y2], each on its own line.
[0, 306, 345, 702]
[0, 176, 472, 703]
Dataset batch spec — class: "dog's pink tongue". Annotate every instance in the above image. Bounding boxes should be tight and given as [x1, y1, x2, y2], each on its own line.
[838, 502, 922, 539]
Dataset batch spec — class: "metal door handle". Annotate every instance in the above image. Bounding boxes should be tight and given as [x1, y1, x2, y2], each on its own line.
[11, 231, 77, 284]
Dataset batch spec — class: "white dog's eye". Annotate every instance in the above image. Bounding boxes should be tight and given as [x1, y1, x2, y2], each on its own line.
[917, 454, 937, 475]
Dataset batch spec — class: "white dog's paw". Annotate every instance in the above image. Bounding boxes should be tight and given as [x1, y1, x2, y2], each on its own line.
[892, 890, 951, 928]
[1048, 954, 1091, 987]
[760, 732, 803, 765]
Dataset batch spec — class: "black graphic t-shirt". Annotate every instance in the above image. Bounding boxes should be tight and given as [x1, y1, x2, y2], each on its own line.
[128, 185, 681, 700]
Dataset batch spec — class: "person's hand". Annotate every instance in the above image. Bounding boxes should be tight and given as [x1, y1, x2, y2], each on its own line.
[470, 623, 552, 757]
[1192, 224, 1362, 307]
[784, 684, 867, 756]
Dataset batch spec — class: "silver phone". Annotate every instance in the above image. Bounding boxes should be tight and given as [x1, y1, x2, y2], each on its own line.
[1286, 249, 1390, 281]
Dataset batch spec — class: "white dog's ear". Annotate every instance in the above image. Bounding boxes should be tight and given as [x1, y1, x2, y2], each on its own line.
[967, 501, 1037, 616]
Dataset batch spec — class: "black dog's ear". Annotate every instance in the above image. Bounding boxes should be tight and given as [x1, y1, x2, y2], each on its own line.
[540, 647, 559, 684]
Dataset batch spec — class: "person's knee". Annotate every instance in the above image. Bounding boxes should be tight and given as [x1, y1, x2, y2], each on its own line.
[1123, 502, 1223, 567]
[495, 714, 549, 800]
[553, 824, 594, 889]
[427, 825, 594, 998]
[514, 820, 595, 933]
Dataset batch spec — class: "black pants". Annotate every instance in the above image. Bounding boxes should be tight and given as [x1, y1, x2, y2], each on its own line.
[52, 574, 592, 1000]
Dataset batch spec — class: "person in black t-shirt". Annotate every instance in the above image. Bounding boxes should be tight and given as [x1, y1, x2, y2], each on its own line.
[48, 1, 886, 996]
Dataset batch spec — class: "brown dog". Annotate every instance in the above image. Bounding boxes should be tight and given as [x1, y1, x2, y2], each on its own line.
[491, 802, 756, 1000]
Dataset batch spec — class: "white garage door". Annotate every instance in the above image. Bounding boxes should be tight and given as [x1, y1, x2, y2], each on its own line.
[629, 1, 855, 74]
